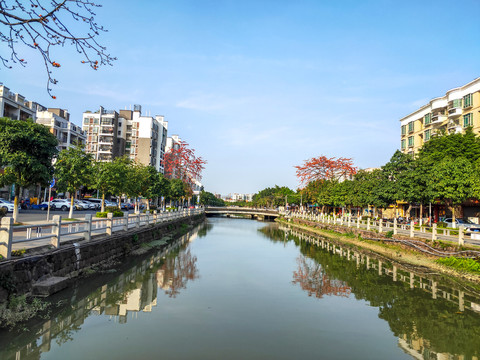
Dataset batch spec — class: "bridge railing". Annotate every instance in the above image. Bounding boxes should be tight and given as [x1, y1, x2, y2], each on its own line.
[0, 209, 205, 259]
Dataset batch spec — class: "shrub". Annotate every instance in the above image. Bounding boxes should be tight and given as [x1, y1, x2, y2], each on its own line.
[11, 249, 26, 257]
[385, 230, 394, 238]
[106, 206, 119, 212]
[96, 209, 124, 218]
[112, 210, 124, 217]
[436, 257, 480, 274]
[437, 222, 447, 228]
[96, 211, 108, 218]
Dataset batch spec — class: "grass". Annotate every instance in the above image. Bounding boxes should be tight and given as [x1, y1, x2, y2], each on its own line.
[0, 295, 50, 329]
[436, 257, 480, 274]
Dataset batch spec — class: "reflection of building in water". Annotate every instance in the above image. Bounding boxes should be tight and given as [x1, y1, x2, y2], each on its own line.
[4, 228, 203, 360]
[398, 334, 480, 360]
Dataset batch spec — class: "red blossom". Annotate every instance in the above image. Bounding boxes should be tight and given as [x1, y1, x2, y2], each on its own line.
[295, 155, 357, 186]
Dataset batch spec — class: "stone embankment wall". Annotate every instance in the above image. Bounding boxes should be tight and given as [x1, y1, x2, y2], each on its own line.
[0, 214, 205, 300]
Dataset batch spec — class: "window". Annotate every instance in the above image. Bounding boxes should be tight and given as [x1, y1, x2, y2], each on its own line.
[463, 94, 472, 108]
[401, 139, 406, 150]
[408, 122, 414, 133]
[424, 129, 431, 142]
[408, 136, 414, 147]
[463, 113, 473, 128]
[401, 125, 406, 135]
[451, 99, 462, 108]
[424, 113, 431, 125]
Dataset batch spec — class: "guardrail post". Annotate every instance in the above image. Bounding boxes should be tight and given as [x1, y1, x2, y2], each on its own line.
[51, 215, 62, 248]
[136, 214, 140, 228]
[356, 216, 360, 229]
[84, 214, 92, 241]
[410, 221, 414, 238]
[367, 218, 370, 231]
[378, 219, 383, 233]
[0, 217, 13, 259]
[458, 225, 465, 245]
[106, 213, 113, 235]
[153, 210, 158, 224]
[393, 218, 397, 235]
[432, 223, 437, 241]
[123, 212, 129, 231]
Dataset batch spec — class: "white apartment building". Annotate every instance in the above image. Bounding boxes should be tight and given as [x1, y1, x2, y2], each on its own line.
[0, 84, 45, 121]
[82, 106, 125, 162]
[36, 108, 86, 151]
[165, 134, 182, 152]
[119, 105, 168, 173]
[400, 77, 480, 154]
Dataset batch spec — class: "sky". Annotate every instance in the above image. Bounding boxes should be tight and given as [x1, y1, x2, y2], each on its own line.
[2, 0, 480, 195]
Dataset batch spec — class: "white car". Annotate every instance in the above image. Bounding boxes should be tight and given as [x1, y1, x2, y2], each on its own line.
[77, 200, 96, 210]
[0, 199, 20, 213]
[50, 199, 72, 211]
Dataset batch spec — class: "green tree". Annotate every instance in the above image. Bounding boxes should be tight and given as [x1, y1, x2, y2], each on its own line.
[199, 191, 225, 206]
[427, 157, 479, 224]
[0, 118, 58, 222]
[94, 156, 130, 211]
[55, 146, 94, 218]
[168, 179, 186, 207]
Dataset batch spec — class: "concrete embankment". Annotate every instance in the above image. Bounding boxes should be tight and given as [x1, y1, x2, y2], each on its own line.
[277, 217, 480, 286]
[0, 214, 205, 301]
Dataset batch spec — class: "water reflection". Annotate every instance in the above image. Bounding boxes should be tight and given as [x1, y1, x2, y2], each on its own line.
[261, 224, 480, 360]
[0, 223, 208, 360]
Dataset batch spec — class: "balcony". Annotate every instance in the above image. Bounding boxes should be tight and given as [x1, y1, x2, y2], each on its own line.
[431, 114, 447, 125]
[448, 107, 462, 118]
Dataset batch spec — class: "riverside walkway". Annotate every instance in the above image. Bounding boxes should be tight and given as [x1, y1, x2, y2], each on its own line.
[0, 209, 205, 259]
[285, 211, 480, 247]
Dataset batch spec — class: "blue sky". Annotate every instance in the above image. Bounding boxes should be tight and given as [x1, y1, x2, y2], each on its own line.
[2, 0, 480, 194]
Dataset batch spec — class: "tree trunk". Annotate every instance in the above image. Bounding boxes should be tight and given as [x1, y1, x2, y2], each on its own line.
[419, 203, 423, 222]
[69, 196, 74, 219]
[405, 204, 412, 220]
[101, 193, 105, 212]
[13, 184, 20, 223]
[118, 195, 122, 210]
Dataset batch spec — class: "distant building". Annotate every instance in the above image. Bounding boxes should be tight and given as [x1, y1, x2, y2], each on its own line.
[36, 108, 86, 151]
[119, 105, 168, 173]
[82, 106, 125, 162]
[400, 77, 480, 154]
[0, 84, 45, 120]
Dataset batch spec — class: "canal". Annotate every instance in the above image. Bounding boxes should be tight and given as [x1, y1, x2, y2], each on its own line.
[1, 217, 480, 359]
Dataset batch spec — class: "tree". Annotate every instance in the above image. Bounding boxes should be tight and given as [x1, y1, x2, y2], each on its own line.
[93, 156, 130, 211]
[164, 141, 206, 199]
[0, 0, 116, 96]
[427, 157, 479, 224]
[295, 155, 357, 186]
[199, 191, 225, 207]
[0, 117, 58, 222]
[55, 145, 94, 218]
[167, 178, 185, 207]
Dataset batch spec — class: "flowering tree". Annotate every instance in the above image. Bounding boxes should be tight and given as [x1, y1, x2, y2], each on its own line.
[164, 141, 206, 189]
[0, 0, 116, 97]
[294, 155, 357, 186]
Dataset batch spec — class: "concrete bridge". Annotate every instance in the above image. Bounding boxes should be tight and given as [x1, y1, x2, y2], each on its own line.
[205, 207, 279, 220]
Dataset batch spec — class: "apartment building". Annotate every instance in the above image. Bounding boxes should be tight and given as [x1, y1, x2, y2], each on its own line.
[36, 108, 86, 151]
[0, 84, 45, 121]
[400, 77, 480, 154]
[119, 105, 168, 173]
[82, 106, 125, 162]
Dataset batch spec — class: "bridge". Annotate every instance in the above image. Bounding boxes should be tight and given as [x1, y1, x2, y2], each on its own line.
[204, 207, 280, 220]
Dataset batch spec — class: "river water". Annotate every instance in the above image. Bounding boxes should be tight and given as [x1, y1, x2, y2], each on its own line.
[1, 217, 480, 359]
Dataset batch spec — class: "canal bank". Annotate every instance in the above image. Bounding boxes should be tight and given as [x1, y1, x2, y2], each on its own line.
[0, 213, 205, 302]
[277, 217, 480, 287]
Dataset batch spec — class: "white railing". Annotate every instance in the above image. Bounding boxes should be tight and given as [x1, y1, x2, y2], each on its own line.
[282, 211, 467, 245]
[0, 209, 204, 259]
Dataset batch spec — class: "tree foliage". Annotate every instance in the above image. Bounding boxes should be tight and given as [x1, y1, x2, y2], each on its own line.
[0, 0, 116, 96]
[295, 155, 357, 186]
[0, 117, 57, 221]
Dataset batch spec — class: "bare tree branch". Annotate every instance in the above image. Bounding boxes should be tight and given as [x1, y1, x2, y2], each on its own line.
[0, 0, 116, 97]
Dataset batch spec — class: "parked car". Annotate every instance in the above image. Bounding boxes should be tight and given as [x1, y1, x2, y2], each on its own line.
[0, 199, 20, 213]
[444, 218, 480, 234]
[121, 202, 134, 210]
[76, 200, 95, 210]
[50, 199, 72, 211]
[31, 202, 49, 210]
[82, 199, 101, 210]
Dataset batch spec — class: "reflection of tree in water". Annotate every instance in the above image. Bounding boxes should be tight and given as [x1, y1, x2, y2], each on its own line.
[292, 255, 351, 298]
[157, 248, 199, 298]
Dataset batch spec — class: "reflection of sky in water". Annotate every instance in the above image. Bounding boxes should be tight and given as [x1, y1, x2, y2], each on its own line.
[2, 218, 480, 360]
